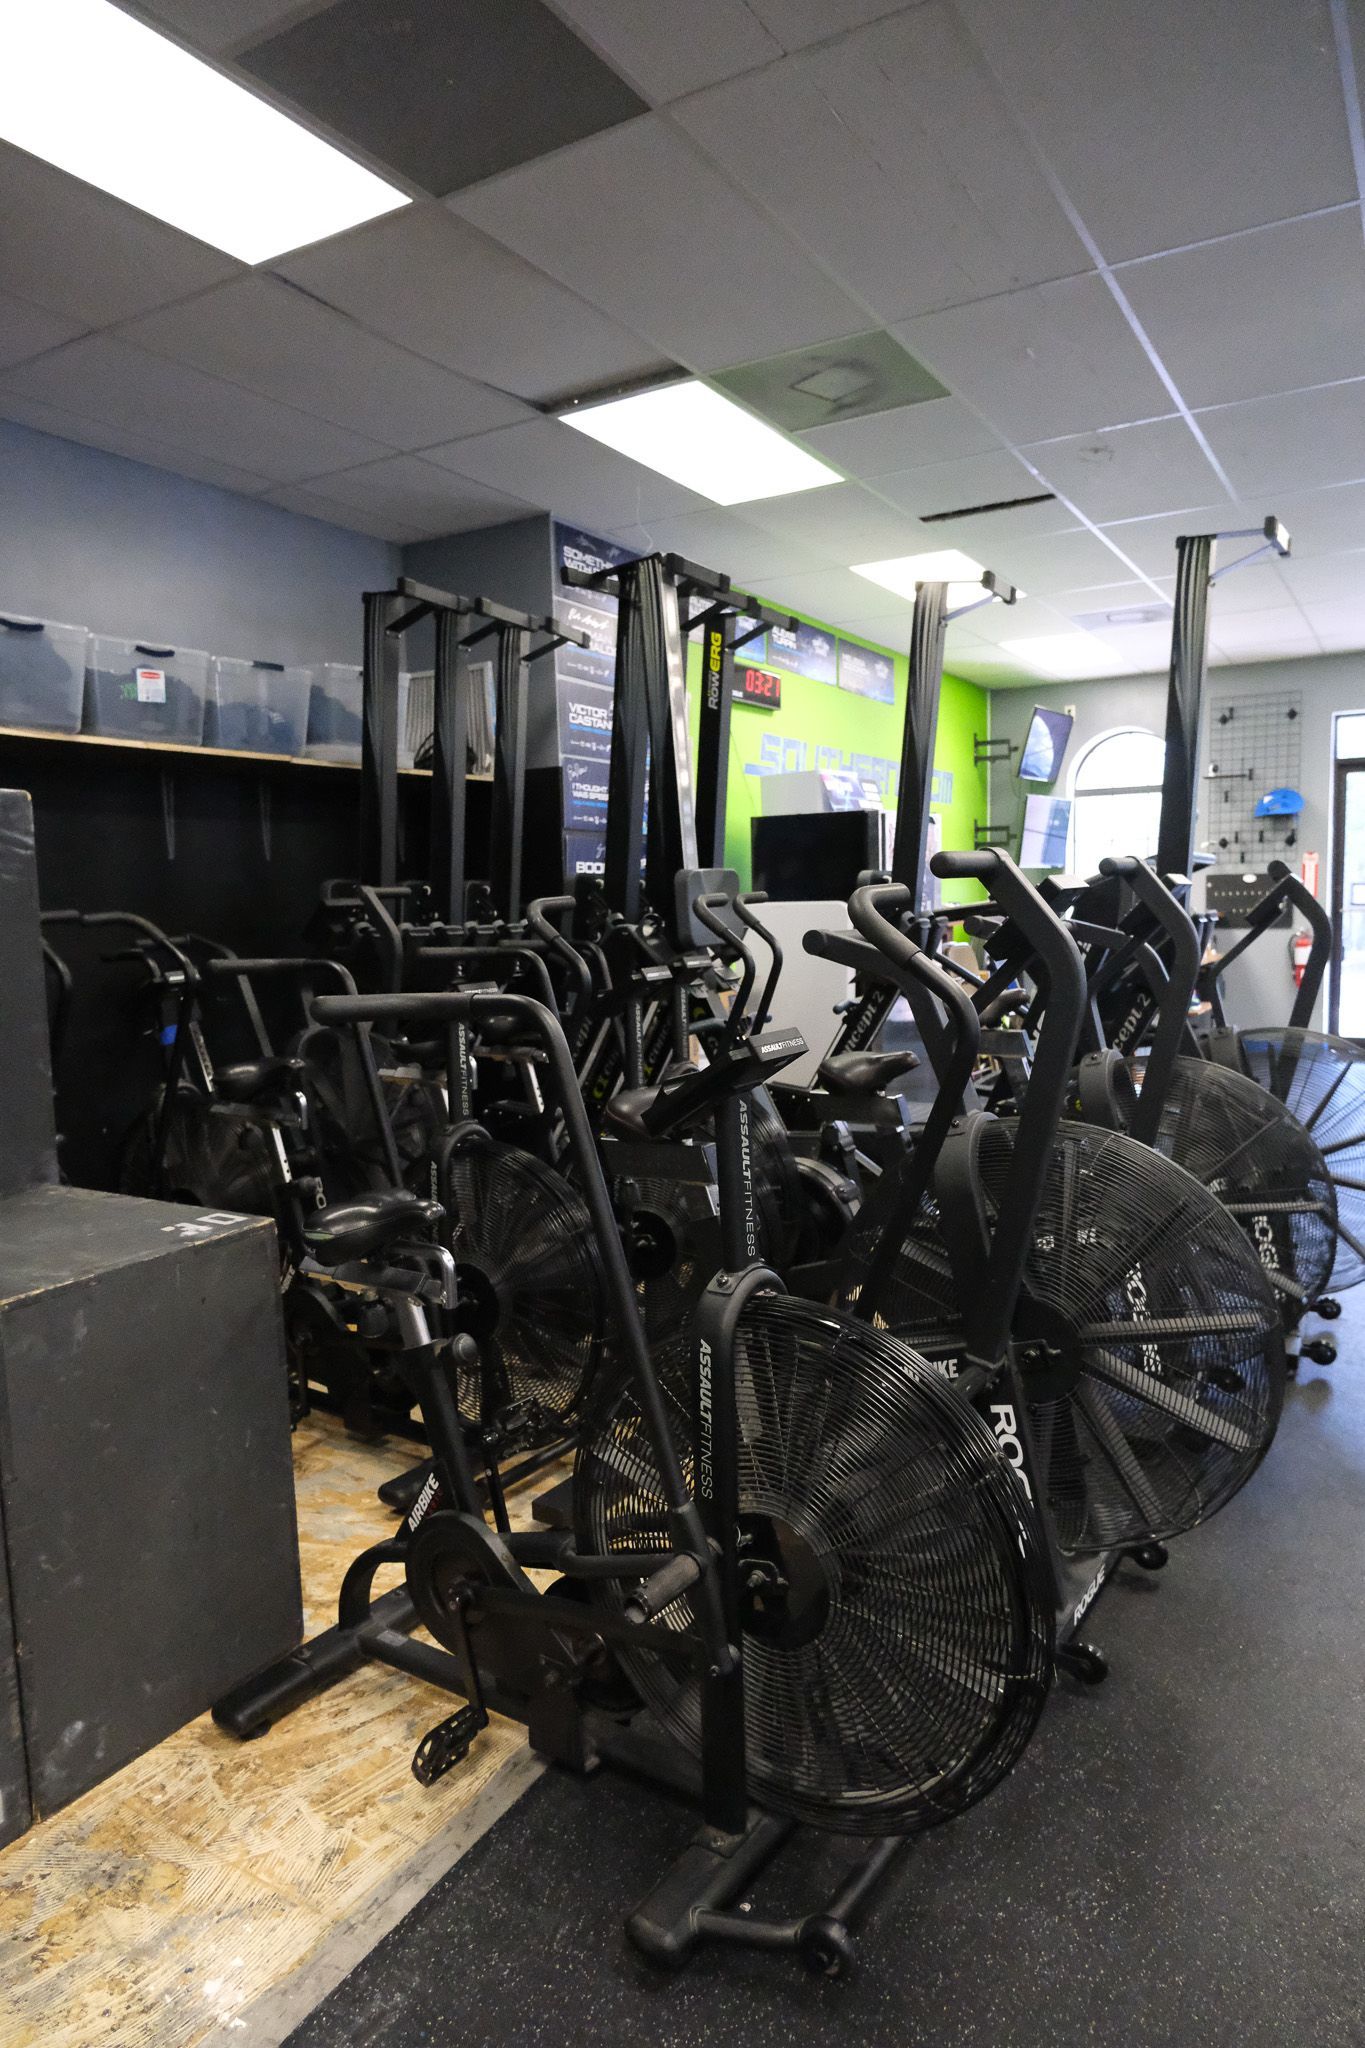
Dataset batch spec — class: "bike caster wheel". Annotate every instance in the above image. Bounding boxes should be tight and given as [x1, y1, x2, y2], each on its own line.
[1057, 1640, 1108, 1686]
[1126, 1541, 1169, 1572]
[1303, 1337, 1337, 1366]
[799, 1917, 855, 1978]
[1313, 1296, 1343, 1320]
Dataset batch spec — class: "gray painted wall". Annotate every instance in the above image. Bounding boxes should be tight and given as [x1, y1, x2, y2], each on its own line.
[988, 651, 1365, 1030]
[0, 419, 398, 667]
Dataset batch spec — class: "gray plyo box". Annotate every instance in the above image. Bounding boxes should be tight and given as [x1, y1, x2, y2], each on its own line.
[0, 1185, 302, 1820]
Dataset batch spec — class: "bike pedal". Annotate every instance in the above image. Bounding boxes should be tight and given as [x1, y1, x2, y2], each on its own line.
[411, 1704, 487, 1785]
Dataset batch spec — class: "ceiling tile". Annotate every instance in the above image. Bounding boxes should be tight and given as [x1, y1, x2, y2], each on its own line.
[0, 335, 388, 485]
[1057, 620, 1170, 672]
[715, 329, 946, 434]
[542, 0, 782, 101]
[736, 482, 920, 559]
[746, 0, 930, 46]
[798, 396, 1007, 475]
[119, 276, 529, 449]
[1299, 599, 1365, 652]
[604, 510, 836, 585]
[672, 7, 1085, 324]
[277, 205, 669, 405]
[922, 495, 1082, 555]
[1209, 605, 1323, 658]
[1025, 416, 1226, 523]
[239, 0, 646, 194]
[1196, 382, 1365, 498]
[955, 592, 1074, 645]
[745, 566, 913, 624]
[0, 141, 240, 328]
[840, 609, 922, 644]
[1277, 550, 1365, 606]
[450, 115, 865, 370]
[1097, 506, 1229, 578]
[894, 274, 1174, 444]
[141, 0, 322, 54]
[951, 0, 1354, 262]
[871, 448, 1041, 519]
[1118, 211, 1365, 411]
[292, 456, 535, 537]
[421, 416, 711, 531]
[1270, 482, 1365, 558]
[0, 391, 275, 497]
[1152, 559, 1295, 616]
[984, 526, 1145, 596]
[261, 480, 431, 544]
[0, 291, 84, 374]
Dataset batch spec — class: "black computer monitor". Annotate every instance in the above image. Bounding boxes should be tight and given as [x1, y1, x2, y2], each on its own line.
[1017, 705, 1074, 784]
[1019, 794, 1072, 870]
[751, 810, 882, 901]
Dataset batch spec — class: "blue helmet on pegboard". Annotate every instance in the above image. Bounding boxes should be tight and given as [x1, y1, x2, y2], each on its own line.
[1253, 786, 1303, 818]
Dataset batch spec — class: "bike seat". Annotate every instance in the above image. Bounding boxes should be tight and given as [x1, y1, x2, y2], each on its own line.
[304, 1190, 445, 1266]
[216, 1056, 306, 1105]
[604, 1085, 662, 1138]
[817, 1048, 918, 1094]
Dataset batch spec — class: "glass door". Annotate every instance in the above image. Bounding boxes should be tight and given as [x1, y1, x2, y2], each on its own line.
[1331, 757, 1365, 1038]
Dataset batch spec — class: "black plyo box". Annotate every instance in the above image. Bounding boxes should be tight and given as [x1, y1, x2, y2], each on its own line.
[0, 1185, 302, 1827]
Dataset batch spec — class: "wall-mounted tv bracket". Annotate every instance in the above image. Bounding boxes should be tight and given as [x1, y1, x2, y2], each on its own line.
[1156, 515, 1290, 877]
[973, 823, 1013, 849]
[361, 578, 587, 918]
[973, 738, 1015, 766]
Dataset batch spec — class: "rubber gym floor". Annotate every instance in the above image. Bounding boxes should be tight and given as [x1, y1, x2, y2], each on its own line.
[5, 1304, 1363, 2048]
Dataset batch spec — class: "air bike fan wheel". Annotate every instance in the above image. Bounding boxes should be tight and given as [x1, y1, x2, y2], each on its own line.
[1149, 1056, 1337, 1319]
[440, 1131, 606, 1437]
[1216, 1027, 1365, 1292]
[119, 1085, 279, 1209]
[576, 1295, 1054, 1834]
[842, 1121, 1285, 1556]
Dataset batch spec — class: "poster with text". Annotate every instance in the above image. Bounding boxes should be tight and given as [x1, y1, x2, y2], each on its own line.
[837, 639, 895, 704]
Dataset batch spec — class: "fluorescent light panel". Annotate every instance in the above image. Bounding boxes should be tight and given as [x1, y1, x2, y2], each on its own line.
[560, 381, 841, 505]
[852, 550, 987, 606]
[1, 0, 410, 263]
[1000, 633, 1123, 678]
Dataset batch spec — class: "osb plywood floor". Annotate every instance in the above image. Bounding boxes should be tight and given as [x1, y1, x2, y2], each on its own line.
[0, 1415, 550, 2048]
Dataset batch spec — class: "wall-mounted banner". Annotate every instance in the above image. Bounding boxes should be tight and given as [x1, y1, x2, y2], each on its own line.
[554, 522, 635, 614]
[730, 614, 767, 662]
[767, 618, 838, 686]
[735, 665, 782, 709]
[563, 755, 610, 831]
[555, 595, 617, 660]
[557, 678, 614, 761]
[564, 831, 606, 879]
[837, 639, 895, 704]
[554, 624, 616, 690]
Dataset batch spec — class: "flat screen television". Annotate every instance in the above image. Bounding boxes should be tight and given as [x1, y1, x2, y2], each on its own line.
[1017, 705, 1074, 784]
[751, 810, 883, 901]
[1019, 793, 1073, 870]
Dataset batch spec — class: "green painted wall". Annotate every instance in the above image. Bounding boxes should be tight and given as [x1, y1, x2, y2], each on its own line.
[685, 610, 989, 893]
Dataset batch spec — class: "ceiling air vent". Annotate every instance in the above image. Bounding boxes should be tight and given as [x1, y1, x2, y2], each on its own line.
[714, 330, 946, 433]
[919, 492, 1056, 523]
[1071, 602, 1173, 630]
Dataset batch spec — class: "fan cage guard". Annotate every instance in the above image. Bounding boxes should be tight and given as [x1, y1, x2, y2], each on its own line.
[576, 1293, 1053, 1836]
[443, 1134, 607, 1434]
[1233, 1027, 1365, 1292]
[1150, 1056, 1337, 1316]
[841, 1119, 1285, 1557]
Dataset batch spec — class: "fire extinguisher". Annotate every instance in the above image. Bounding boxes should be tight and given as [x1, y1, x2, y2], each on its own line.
[1291, 928, 1314, 987]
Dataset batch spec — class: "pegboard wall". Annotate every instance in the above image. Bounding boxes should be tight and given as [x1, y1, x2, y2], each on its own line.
[1202, 689, 1302, 868]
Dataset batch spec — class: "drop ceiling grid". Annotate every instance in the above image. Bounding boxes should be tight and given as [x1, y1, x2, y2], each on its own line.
[0, 0, 1359, 674]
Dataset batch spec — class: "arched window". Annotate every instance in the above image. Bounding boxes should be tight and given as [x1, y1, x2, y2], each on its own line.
[1069, 728, 1166, 877]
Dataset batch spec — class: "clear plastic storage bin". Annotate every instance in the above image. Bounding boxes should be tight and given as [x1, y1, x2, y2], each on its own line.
[85, 638, 208, 743]
[206, 657, 310, 755]
[0, 614, 88, 733]
[303, 662, 363, 762]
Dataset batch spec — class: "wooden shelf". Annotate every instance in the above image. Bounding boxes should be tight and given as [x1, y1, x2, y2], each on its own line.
[0, 724, 492, 780]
